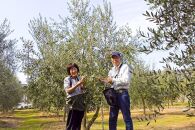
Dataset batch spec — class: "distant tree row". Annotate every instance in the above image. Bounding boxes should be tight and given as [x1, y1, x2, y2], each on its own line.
[0, 19, 22, 113]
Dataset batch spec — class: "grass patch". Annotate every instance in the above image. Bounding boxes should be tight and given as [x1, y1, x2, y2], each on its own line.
[172, 102, 188, 107]
[132, 114, 195, 130]
[1, 109, 62, 130]
[0, 107, 195, 130]
[14, 109, 41, 119]
[17, 110, 60, 130]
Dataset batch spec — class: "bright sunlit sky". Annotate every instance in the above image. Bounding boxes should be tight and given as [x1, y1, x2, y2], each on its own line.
[0, 0, 169, 84]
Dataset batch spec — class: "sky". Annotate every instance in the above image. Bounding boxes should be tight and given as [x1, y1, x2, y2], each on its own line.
[0, 0, 168, 84]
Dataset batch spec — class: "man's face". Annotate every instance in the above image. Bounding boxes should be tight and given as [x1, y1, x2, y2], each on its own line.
[111, 56, 121, 67]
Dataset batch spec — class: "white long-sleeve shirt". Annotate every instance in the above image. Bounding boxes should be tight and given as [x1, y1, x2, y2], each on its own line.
[108, 64, 132, 90]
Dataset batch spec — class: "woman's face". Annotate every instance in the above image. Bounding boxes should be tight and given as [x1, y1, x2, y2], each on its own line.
[70, 67, 78, 77]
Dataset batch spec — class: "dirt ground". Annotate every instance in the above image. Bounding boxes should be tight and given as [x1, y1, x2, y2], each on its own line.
[0, 117, 21, 128]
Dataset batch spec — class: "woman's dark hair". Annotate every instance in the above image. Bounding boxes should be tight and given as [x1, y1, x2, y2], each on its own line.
[66, 63, 79, 75]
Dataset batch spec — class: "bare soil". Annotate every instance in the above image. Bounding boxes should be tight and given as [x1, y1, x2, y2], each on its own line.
[0, 117, 22, 128]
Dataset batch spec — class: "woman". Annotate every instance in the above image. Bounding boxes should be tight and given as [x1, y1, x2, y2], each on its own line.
[64, 63, 86, 130]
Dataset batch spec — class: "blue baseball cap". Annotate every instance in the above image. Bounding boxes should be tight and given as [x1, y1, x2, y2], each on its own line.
[111, 51, 121, 57]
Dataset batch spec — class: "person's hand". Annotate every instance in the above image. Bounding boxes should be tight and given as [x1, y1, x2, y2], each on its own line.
[99, 77, 112, 84]
[80, 76, 86, 82]
[106, 77, 113, 84]
[77, 76, 86, 87]
[98, 77, 106, 83]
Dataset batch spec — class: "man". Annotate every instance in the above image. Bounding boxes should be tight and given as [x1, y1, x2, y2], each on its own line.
[101, 51, 133, 130]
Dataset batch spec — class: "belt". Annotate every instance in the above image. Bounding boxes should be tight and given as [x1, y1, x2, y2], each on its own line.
[115, 89, 127, 93]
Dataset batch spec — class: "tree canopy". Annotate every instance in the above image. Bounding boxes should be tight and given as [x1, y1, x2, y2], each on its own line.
[140, 0, 195, 106]
[18, 0, 138, 128]
[0, 19, 22, 112]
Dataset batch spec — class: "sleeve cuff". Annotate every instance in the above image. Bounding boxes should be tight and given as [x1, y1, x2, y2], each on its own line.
[112, 78, 116, 84]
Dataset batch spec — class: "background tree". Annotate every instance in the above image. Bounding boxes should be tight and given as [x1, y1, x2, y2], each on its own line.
[131, 61, 163, 115]
[159, 70, 182, 107]
[140, 0, 195, 107]
[0, 19, 22, 112]
[0, 62, 22, 113]
[18, 0, 137, 129]
[0, 19, 17, 72]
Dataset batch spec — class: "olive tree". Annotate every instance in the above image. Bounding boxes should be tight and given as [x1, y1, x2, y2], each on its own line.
[18, 0, 137, 129]
[0, 19, 22, 112]
[140, 0, 195, 107]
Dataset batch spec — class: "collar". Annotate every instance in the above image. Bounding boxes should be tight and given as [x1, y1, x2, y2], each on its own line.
[70, 76, 79, 80]
[114, 63, 123, 70]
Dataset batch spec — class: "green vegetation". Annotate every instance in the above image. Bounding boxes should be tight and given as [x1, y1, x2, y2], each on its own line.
[0, 107, 195, 130]
[1, 0, 195, 129]
[17, 0, 137, 129]
[141, 0, 195, 107]
[0, 19, 23, 113]
[0, 109, 60, 130]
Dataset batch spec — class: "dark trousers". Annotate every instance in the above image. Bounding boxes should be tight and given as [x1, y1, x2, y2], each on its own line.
[66, 109, 84, 130]
[109, 91, 133, 130]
